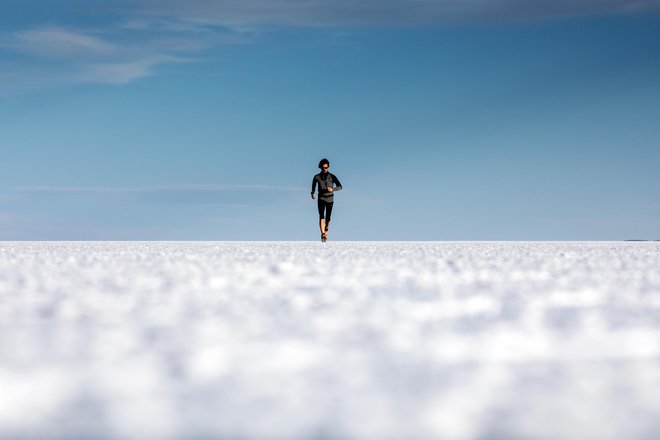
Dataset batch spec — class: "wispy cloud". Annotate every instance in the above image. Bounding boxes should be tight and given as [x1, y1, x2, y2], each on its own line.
[1, 0, 657, 92]
[74, 55, 184, 85]
[0, 20, 247, 90]
[7, 26, 117, 60]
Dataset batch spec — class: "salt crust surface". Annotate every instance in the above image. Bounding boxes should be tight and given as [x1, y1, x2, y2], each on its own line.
[1, 241, 660, 439]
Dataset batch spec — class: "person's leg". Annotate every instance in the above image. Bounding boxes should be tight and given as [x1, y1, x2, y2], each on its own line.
[317, 199, 327, 237]
[324, 202, 334, 234]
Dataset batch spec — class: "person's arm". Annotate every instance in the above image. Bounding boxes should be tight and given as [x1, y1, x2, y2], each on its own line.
[331, 174, 343, 192]
[311, 176, 317, 198]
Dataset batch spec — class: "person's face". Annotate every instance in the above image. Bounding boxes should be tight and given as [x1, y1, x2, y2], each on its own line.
[322, 164, 329, 173]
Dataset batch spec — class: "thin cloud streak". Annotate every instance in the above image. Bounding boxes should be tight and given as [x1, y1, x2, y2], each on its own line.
[9, 184, 308, 209]
[0, 212, 17, 223]
[134, 0, 660, 27]
[15, 184, 307, 194]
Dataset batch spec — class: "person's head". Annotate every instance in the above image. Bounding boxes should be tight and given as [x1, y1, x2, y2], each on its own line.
[318, 158, 330, 173]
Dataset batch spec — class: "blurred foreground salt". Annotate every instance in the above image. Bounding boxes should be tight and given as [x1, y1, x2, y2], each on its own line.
[1, 241, 660, 439]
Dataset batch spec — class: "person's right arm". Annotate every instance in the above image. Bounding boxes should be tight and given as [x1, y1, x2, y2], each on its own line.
[311, 176, 316, 199]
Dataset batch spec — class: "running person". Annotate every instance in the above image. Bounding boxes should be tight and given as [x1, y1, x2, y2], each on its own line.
[311, 158, 342, 242]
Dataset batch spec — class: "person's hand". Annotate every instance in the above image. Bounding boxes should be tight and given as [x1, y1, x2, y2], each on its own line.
[327, 187, 333, 192]
[311, 193, 315, 199]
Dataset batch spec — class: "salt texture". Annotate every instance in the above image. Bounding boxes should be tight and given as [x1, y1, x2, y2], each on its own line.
[1, 241, 659, 439]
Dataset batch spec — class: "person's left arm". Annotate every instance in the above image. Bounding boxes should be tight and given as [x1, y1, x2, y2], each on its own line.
[330, 174, 343, 192]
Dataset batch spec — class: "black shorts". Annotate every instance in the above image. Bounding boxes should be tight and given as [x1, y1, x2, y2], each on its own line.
[317, 199, 334, 222]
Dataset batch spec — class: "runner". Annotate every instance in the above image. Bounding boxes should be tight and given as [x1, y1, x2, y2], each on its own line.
[311, 158, 343, 242]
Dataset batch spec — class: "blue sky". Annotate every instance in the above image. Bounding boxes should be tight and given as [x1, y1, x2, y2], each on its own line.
[1, 0, 659, 240]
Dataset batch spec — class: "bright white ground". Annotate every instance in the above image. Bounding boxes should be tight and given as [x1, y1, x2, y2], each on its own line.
[1, 241, 660, 439]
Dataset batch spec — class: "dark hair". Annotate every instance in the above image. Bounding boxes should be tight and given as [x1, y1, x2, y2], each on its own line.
[318, 158, 330, 169]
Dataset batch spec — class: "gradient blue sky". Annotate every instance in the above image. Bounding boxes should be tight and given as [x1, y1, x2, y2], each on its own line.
[1, 0, 659, 240]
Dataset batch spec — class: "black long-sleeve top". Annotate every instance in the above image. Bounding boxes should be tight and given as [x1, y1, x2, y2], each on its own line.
[312, 172, 343, 202]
